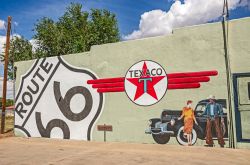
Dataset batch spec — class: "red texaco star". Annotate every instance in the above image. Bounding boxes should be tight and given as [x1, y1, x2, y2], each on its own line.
[126, 62, 165, 101]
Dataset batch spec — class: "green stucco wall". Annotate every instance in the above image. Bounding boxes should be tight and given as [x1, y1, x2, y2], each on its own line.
[15, 17, 250, 148]
[227, 17, 250, 148]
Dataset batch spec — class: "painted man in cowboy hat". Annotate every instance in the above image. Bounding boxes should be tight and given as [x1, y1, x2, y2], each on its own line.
[202, 95, 225, 147]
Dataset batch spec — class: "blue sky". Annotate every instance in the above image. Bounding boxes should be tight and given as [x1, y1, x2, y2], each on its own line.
[0, 0, 173, 39]
[0, 0, 249, 40]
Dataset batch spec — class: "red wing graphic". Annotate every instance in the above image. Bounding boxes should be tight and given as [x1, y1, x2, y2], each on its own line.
[87, 70, 218, 93]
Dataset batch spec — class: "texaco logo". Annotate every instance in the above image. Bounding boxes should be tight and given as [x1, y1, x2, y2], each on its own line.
[124, 60, 168, 106]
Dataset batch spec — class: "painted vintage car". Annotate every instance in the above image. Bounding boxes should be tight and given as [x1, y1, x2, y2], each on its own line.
[145, 99, 228, 145]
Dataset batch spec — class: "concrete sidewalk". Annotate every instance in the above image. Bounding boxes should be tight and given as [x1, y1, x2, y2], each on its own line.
[0, 137, 249, 165]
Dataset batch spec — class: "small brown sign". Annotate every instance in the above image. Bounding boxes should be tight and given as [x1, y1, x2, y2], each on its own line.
[97, 124, 113, 131]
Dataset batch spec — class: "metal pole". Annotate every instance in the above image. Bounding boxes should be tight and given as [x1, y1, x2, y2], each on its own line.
[221, 0, 235, 148]
[1, 16, 12, 134]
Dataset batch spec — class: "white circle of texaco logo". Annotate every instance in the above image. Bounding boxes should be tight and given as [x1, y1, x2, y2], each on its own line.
[124, 60, 168, 106]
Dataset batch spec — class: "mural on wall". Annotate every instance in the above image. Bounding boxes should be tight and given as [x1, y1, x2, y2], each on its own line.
[145, 98, 228, 146]
[124, 60, 168, 106]
[15, 58, 227, 146]
[87, 60, 228, 146]
[87, 60, 218, 99]
[15, 57, 103, 140]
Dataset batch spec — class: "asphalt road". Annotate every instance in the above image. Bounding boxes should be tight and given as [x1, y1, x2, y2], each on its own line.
[0, 137, 249, 165]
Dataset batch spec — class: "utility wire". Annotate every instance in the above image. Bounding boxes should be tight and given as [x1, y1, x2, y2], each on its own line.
[3, 22, 7, 34]
[223, 0, 229, 18]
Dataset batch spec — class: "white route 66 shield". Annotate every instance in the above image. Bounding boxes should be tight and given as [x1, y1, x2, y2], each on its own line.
[14, 56, 104, 140]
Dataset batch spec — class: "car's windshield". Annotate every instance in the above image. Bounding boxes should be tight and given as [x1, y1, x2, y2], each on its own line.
[195, 104, 206, 112]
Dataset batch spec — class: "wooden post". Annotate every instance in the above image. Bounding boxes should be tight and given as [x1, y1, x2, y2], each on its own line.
[1, 16, 12, 134]
[97, 124, 112, 142]
[104, 124, 106, 142]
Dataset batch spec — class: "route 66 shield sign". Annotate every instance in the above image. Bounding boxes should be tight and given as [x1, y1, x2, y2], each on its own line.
[14, 56, 104, 140]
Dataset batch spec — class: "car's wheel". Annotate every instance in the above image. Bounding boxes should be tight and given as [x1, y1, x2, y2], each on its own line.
[152, 134, 170, 144]
[176, 126, 197, 145]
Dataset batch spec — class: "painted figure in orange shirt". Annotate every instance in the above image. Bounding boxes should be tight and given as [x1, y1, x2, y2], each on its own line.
[178, 100, 198, 146]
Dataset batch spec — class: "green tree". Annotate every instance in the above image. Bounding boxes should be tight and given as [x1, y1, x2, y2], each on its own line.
[1, 3, 120, 79]
[1, 36, 33, 80]
[34, 3, 120, 57]
[86, 9, 120, 50]
[0, 98, 14, 107]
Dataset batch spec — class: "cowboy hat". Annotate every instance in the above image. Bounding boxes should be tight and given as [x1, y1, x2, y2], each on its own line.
[208, 95, 215, 100]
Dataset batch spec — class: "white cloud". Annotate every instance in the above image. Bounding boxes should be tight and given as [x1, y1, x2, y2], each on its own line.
[0, 20, 18, 30]
[0, 34, 19, 99]
[0, 20, 5, 30]
[14, 21, 18, 26]
[124, 0, 249, 40]
[0, 35, 6, 54]
[0, 34, 21, 54]
[29, 39, 39, 52]
[0, 35, 38, 55]
[0, 77, 14, 99]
